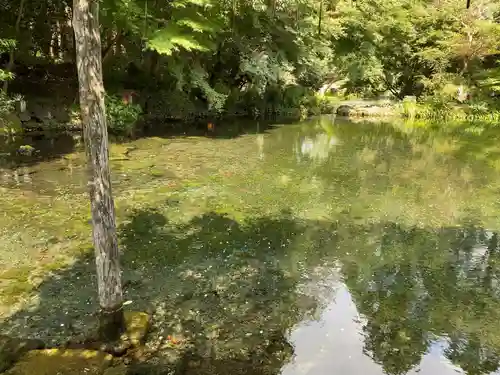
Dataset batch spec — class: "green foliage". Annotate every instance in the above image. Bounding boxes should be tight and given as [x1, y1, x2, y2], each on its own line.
[105, 94, 142, 136]
[0, 70, 13, 82]
[0, 91, 23, 135]
[2, 0, 500, 127]
[0, 90, 15, 115]
[145, 0, 219, 56]
[146, 23, 214, 56]
[142, 89, 200, 121]
[332, 0, 500, 99]
[0, 38, 15, 82]
[306, 94, 338, 115]
[100, 0, 339, 121]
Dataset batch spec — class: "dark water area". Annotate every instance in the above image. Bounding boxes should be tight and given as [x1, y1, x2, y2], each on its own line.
[1, 117, 500, 374]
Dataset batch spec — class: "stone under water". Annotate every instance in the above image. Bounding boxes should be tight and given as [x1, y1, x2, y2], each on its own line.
[4, 349, 114, 375]
[124, 311, 150, 347]
[1, 312, 149, 374]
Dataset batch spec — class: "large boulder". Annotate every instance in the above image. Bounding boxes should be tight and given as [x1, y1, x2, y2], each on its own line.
[336, 105, 357, 116]
[31, 104, 53, 123]
[336, 103, 395, 117]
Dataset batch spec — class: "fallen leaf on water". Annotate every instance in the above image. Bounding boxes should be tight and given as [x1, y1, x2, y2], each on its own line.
[167, 335, 181, 344]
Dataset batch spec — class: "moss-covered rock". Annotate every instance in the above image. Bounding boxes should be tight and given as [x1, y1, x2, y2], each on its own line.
[336, 103, 395, 117]
[124, 311, 150, 347]
[102, 363, 129, 375]
[4, 349, 113, 375]
[150, 168, 165, 177]
[336, 104, 355, 116]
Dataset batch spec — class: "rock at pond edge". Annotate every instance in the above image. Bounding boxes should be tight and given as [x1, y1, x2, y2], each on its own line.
[102, 363, 129, 375]
[336, 104, 395, 117]
[4, 349, 113, 375]
[336, 104, 355, 116]
[124, 311, 150, 347]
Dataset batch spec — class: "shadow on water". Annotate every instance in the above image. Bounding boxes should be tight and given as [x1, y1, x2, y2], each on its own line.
[0, 117, 285, 170]
[138, 117, 288, 141]
[2, 204, 500, 374]
[0, 208, 332, 374]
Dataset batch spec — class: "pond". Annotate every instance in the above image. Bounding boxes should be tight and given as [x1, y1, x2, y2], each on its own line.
[1, 116, 500, 375]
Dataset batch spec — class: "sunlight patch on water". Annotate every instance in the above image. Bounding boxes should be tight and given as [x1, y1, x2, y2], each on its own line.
[284, 277, 489, 375]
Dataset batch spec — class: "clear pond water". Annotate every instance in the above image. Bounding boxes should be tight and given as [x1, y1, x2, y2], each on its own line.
[1, 117, 500, 375]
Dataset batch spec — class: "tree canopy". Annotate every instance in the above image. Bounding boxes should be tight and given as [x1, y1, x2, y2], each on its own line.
[1, 0, 500, 126]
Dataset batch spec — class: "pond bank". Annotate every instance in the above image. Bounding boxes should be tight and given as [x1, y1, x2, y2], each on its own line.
[2, 109, 317, 137]
[1, 311, 149, 375]
[333, 98, 400, 118]
[1, 91, 338, 136]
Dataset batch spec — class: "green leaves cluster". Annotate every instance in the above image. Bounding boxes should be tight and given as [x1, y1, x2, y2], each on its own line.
[105, 93, 142, 136]
[0, 38, 15, 83]
[96, 0, 336, 115]
[331, 0, 500, 98]
[2, 0, 500, 117]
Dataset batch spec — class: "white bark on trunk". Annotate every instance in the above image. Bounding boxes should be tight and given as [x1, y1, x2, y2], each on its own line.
[73, 0, 124, 340]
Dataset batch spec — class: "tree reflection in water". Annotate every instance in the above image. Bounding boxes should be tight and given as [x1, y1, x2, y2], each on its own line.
[338, 223, 500, 375]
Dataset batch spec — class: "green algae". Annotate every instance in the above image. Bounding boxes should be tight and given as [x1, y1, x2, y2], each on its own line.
[2, 119, 500, 316]
[0, 336, 45, 373]
[2, 118, 500, 374]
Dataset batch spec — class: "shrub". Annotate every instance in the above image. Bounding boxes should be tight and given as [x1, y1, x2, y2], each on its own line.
[105, 93, 141, 136]
[143, 89, 200, 122]
[282, 85, 308, 108]
[0, 91, 22, 135]
[0, 90, 15, 117]
[317, 95, 338, 114]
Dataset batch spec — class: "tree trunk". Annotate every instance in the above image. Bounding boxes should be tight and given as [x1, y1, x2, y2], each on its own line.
[2, 0, 25, 93]
[317, 0, 323, 36]
[102, 30, 124, 66]
[73, 0, 125, 342]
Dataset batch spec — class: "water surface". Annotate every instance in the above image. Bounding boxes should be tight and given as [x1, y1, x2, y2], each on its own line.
[1, 117, 500, 375]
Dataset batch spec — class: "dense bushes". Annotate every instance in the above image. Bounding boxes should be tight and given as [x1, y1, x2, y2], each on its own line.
[3, 0, 500, 134]
[105, 94, 142, 136]
[134, 84, 338, 127]
[0, 91, 22, 135]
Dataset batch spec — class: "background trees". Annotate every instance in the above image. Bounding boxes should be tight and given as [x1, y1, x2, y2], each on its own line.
[1, 0, 500, 130]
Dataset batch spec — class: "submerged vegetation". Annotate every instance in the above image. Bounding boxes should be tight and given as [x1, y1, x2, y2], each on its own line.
[2, 116, 500, 373]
